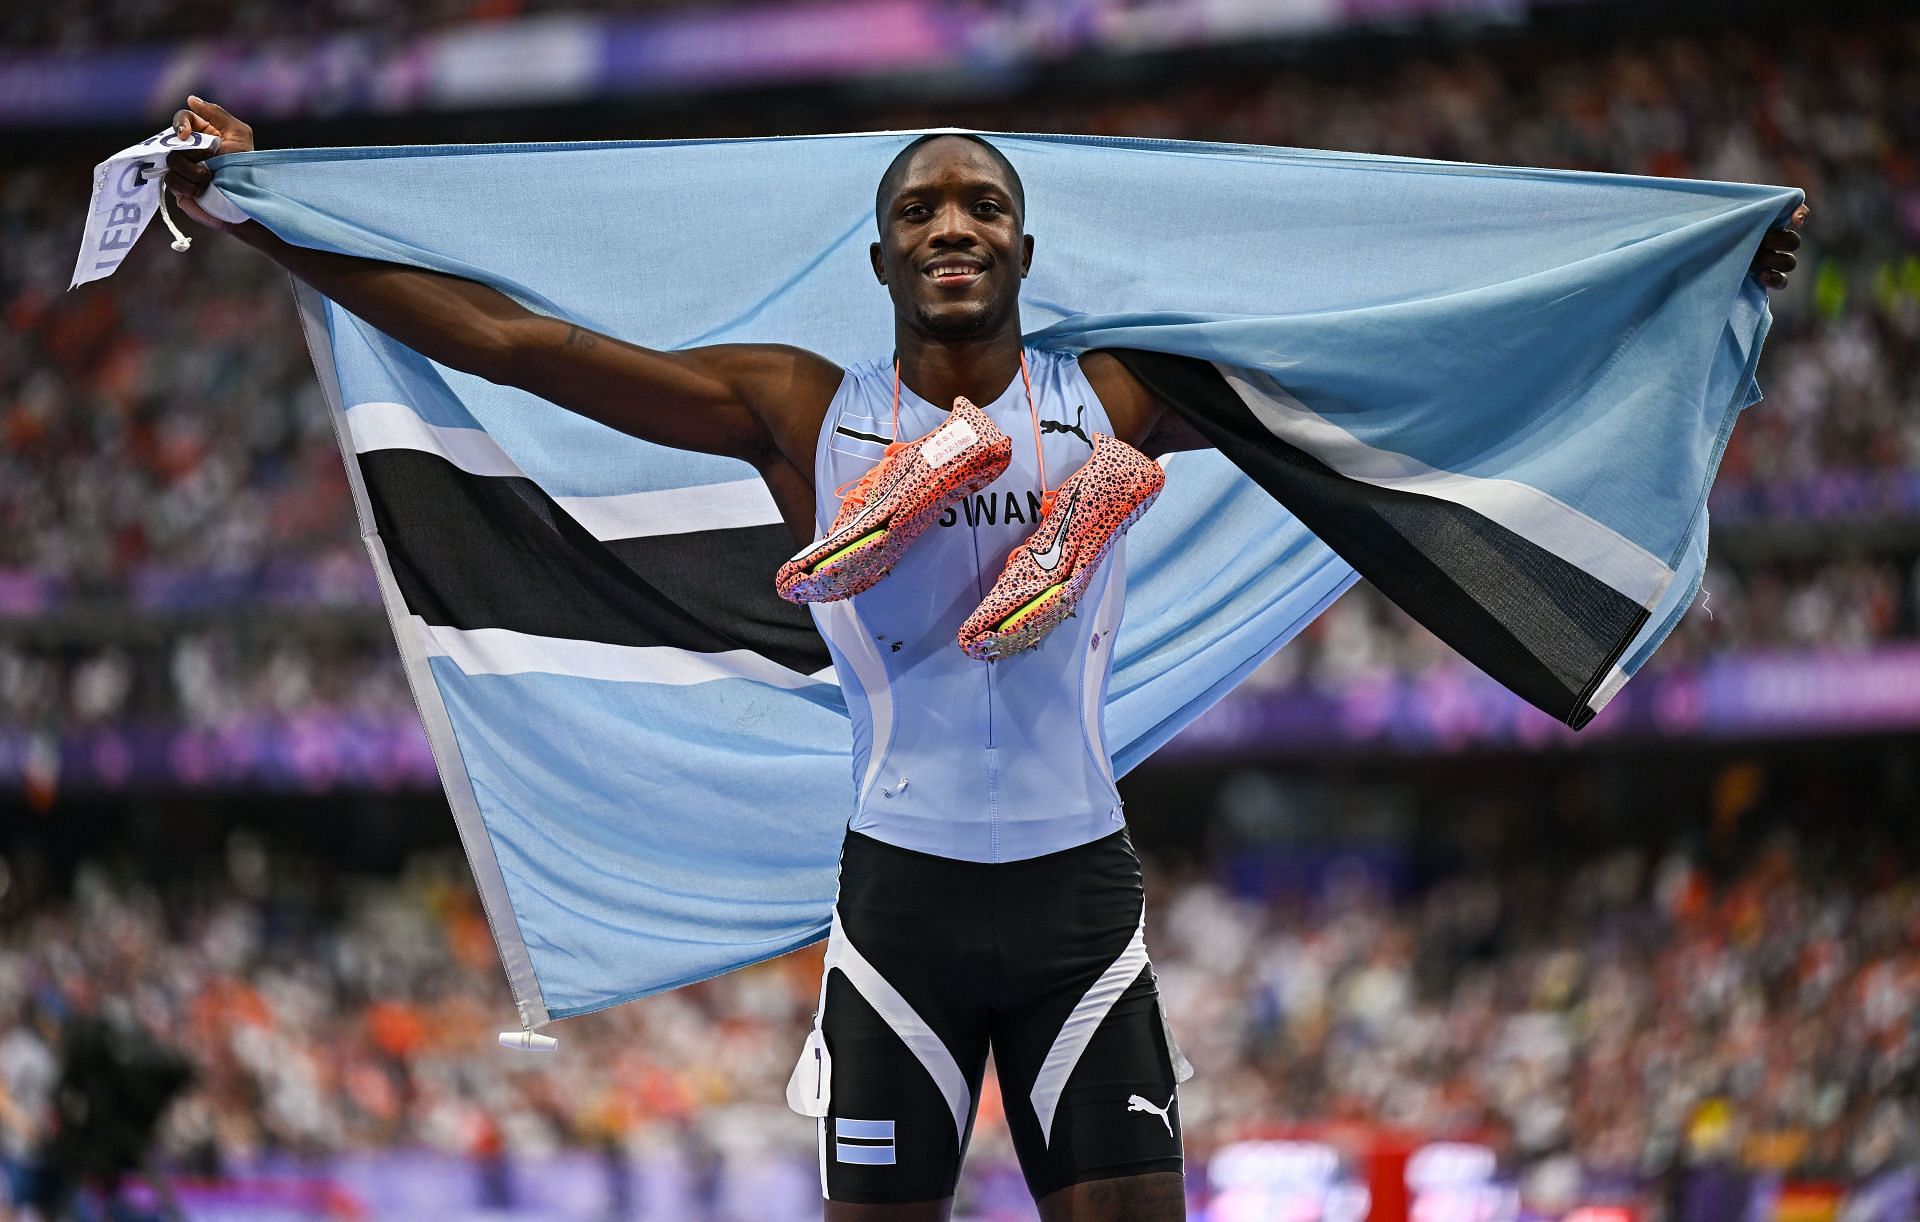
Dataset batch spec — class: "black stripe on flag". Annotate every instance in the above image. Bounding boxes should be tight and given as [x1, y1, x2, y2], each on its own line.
[357, 448, 832, 677]
[1106, 349, 1647, 729]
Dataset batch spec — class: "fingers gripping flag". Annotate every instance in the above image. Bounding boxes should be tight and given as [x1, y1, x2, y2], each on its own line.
[190, 132, 1799, 1027]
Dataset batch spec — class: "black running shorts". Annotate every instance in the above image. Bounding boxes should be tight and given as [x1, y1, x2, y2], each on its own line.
[792, 828, 1189, 1205]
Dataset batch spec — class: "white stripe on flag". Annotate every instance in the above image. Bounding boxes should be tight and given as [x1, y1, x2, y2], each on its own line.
[556, 482, 782, 539]
[347, 400, 524, 477]
[344, 401, 783, 537]
[412, 618, 836, 689]
[1219, 368, 1674, 609]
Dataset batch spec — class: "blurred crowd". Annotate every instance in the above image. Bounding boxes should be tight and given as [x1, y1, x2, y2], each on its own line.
[0, 187, 352, 590]
[0, 632, 402, 730]
[3, 13, 1918, 731]
[1241, 553, 1915, 694]
[1, 0, 720, 54]
[0, 820, 1913, 1213]
[1161, 838, 1920, 1204]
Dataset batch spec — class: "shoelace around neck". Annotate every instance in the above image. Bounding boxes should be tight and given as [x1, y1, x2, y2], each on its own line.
[835, 354, 1055, 515]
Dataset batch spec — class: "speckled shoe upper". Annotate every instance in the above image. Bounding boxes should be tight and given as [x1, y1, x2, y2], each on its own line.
[776, 395, 1012, 604]
[956, 432, 1165, 661]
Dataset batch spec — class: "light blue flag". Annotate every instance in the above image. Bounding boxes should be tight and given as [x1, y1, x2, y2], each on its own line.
[203, 132, 1799, 1027]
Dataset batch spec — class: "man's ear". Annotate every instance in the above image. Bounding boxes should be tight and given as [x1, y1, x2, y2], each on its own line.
[870, 241, 887, 285]
[1021, 234, 1035, 278]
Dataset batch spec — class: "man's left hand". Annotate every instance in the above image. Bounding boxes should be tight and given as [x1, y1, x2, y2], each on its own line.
[1751, 203, 1810, 290]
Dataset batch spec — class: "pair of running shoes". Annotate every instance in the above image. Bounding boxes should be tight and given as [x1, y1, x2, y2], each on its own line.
[775, 397, 1166, 660]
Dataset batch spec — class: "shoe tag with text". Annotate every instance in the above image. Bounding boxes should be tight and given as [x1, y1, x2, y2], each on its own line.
[920, 416, 979, 468]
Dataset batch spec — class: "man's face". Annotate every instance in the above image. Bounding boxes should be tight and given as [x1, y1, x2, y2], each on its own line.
[871, 138, 1033, 342]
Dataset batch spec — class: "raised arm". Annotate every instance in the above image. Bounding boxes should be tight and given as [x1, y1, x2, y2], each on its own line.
[163, 98, 841, 479]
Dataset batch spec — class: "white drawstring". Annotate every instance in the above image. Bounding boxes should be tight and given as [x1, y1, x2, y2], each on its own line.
[138, 168, 194, 252]
[157, 188, 192, 252]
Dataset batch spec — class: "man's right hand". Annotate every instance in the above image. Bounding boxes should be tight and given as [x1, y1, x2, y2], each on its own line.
[164, 96, 254, 230]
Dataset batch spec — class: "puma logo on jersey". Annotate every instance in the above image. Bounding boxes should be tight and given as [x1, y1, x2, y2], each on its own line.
[1040, 405, 1092, 447]
[1127, 1093, 1174, 1137]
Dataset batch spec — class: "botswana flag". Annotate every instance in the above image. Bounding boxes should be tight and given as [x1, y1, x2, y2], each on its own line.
[207, 132, 1799, 1028]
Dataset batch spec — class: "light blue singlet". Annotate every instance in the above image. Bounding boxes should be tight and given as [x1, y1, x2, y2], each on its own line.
[808, 348, 1128, 864]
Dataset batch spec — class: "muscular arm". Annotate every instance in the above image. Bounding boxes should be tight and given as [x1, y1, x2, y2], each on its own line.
[165, 98, 839, 482]
[228, 221, 840, 473]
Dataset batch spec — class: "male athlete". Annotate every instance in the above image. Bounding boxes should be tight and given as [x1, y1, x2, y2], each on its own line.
[163, 96, 1802, 1221]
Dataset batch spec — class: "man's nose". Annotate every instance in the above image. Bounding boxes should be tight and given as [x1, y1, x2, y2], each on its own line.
[927, 202, 979, 246]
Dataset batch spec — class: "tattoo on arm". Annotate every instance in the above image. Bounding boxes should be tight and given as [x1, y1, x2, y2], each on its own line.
[563, 324, 598, 350]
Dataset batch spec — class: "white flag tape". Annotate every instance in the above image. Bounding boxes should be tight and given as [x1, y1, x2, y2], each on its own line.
[71, 129, 221, 289]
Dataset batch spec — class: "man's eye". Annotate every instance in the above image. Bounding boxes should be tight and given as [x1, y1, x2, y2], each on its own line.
[902, 205, 929, 219]
[974, 201, 1003, 215]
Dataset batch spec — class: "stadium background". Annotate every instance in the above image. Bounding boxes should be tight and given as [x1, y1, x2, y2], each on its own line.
[2, 0, 1916, 1217]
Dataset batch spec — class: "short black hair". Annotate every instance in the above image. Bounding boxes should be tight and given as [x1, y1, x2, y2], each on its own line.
[874, 133, 1025, 234]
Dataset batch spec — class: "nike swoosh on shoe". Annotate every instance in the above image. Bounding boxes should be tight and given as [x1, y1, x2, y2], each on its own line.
[827, 460, 913, 549]
[1029, 487, 1078, 574]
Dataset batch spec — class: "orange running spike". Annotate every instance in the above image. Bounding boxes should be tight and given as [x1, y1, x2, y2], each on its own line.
[776, 396, 1013, 604]
[956, 432, 1165, 660]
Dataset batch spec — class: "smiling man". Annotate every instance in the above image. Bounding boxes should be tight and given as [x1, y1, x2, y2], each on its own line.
[164, 101, 1802, 1222]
